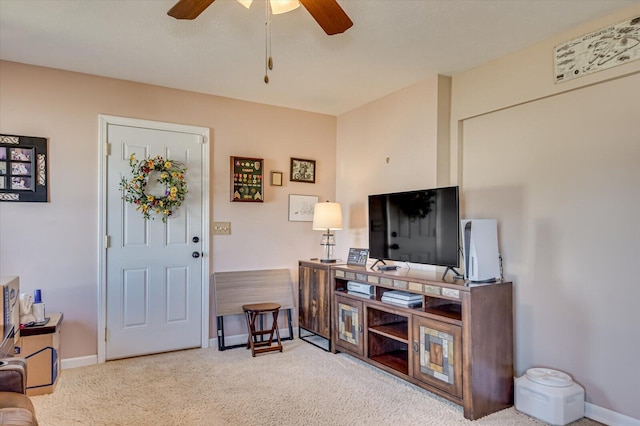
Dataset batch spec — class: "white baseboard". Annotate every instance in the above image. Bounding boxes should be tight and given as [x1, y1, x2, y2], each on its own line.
[61, 355, 97, 369]
[60, 329, 298, 368]
[586, 402, 640, 426]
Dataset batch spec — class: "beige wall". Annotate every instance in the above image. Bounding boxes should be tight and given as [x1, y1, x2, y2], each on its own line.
[450, 4, 640, 421]
[0, 61, 337, 358]
[335, 75, 451, 261]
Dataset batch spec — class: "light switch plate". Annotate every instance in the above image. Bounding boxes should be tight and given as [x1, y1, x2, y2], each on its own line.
[213, 221, 231, 235]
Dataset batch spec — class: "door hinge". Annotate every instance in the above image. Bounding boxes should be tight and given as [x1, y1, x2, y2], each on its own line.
[105, 235, 110, 249]
[105, 328, 109, 342]
[105, 143, 111, 156]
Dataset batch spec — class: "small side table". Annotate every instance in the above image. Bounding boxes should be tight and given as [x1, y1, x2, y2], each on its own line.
[18, 312, 63, 396]
[242, 303, 283, 357]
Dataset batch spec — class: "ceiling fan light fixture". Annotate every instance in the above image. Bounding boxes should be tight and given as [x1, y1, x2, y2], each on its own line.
[236, 0, 300, 14]
[269, 0, 300, 15]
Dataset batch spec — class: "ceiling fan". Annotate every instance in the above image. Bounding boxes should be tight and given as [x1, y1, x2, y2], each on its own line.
[167, 0, 353, 35]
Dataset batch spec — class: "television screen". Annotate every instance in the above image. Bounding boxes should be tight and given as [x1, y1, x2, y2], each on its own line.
[368, 186, 460, 267]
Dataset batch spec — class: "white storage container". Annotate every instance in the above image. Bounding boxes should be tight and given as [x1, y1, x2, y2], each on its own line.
[515, 368, 585, 426]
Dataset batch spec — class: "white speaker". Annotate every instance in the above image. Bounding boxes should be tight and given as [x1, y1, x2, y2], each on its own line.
[461, 219, 501, 283]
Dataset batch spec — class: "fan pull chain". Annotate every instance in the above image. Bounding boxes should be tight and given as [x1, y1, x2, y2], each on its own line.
[264, 0, 273, 84]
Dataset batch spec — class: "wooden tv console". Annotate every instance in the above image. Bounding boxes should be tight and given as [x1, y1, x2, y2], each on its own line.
[330, 265, 513, 420]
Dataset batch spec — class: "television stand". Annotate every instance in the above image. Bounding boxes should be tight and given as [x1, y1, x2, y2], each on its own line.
[331, 265, 514, 420]
[442, 266, 463, 281]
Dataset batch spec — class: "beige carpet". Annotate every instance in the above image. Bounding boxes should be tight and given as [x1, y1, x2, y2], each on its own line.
[31, 340, 599, 426]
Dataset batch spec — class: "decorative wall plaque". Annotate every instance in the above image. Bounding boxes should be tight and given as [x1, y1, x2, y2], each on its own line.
[554, 16, 640, 83]
[0, 134, 48, 202]
[230, 156, 263, 202]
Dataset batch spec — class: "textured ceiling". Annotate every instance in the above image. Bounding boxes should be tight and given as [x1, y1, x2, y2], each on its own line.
[1, 0, 638, 115]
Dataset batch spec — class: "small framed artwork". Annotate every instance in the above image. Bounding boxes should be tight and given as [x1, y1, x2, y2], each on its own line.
[271, 171, 283, 187]
[288, 194, 318, 222]
[0, 134, 48, 202]
[290, 158, 316, 183]
[230, 156, 264, 202]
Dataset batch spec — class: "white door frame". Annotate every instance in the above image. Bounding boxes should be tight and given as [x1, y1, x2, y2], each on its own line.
[97, 114, 210, 364]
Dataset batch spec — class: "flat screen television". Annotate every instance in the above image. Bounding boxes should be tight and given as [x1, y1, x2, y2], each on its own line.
[368, 186, 460, 268]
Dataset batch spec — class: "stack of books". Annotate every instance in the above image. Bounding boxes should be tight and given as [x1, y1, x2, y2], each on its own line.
[381, 290, 422, 307]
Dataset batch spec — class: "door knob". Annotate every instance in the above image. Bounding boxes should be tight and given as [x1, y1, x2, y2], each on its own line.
[192, 251, 201, 258]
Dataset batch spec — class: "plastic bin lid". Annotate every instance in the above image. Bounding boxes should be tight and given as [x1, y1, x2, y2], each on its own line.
[526, 368, 573, 387]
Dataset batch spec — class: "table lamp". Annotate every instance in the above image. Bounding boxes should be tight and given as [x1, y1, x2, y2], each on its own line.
[312, 201, 343, 263]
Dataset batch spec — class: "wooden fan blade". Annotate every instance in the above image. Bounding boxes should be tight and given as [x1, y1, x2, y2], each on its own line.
[299, 0, 353, 35]
[168, 0, 216, 20]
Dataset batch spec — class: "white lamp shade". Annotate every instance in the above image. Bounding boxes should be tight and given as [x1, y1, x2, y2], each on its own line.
[313, 202, 343, 230]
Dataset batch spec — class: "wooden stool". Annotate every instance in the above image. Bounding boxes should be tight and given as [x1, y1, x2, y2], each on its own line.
[242, 303, 283, 357]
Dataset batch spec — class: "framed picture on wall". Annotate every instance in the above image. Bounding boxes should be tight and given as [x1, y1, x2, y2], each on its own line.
[271, 171, 283, 186]
[230, 156, 264, 202]
[0, 134, 48, 202]
[290, 158, 316, 183]
[288, 194, 318, 222]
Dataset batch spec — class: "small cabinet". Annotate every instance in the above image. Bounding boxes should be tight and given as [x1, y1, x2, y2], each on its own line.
[299, 261, 331, 348]
[335, 295, 364, 355]
[412, 315, 462, 398]
[18, 312, 63, 396]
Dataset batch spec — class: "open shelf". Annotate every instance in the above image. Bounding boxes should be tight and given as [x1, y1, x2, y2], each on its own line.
[368, 328, 409, 375]
[369, 350, 409, 375]
[369, 322, 408, 342]
[367, 307, 408, 341]
[423, 298, 462, 321]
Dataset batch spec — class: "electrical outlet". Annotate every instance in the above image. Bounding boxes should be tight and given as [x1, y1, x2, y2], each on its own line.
[213, 221, 231, 235]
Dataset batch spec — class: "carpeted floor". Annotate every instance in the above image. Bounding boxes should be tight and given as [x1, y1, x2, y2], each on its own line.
[31, 340, 600, 425]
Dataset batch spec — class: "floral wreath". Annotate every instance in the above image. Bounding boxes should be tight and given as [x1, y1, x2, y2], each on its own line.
[120, 154, 188, 222]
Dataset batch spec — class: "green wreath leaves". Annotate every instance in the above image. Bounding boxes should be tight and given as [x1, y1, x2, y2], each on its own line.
[120, 154, 188, 222]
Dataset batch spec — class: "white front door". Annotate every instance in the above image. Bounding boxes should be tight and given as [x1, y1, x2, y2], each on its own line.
[101, 117, 208, 360]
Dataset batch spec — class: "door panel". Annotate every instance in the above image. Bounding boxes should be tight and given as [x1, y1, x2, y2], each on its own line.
[335, 295, 364, 355]
[106, 123, 203, 360]
[412, 316, 462, 398]
[166, 266, 189, 322]
[123, 268, 148, 327]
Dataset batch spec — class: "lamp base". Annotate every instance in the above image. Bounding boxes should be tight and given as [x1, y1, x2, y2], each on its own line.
[320, 259, 337, 263]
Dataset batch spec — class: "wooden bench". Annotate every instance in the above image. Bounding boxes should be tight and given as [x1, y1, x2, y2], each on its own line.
[213, 269, 295, 351]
